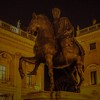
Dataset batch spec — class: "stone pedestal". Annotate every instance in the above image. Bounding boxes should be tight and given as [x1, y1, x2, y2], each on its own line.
[23, 91, 97, 100]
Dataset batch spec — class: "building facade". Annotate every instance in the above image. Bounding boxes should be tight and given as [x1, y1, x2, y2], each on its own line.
[0, 20, 100, 100]
[0, 20, 44, 100]
[76, 23, 100, 96]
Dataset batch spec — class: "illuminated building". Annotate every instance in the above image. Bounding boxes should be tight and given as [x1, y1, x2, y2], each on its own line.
[76, 23, 100, 96]
[0, 20, 44, 100]
[0, 20, 100, 100]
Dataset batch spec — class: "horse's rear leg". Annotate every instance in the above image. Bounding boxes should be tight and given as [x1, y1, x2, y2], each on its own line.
[71, 66, 78, 84]
[77, 64, 84, 92]
[45, 54, 54, 100]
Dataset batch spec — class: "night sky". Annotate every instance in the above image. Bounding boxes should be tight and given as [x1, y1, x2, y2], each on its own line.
[0, 0, 100, 30]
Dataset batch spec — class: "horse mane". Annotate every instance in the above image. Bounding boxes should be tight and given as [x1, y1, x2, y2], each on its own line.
[37, 14, 54, 34]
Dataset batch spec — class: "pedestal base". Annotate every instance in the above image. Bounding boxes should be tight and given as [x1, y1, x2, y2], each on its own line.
[23, 91, 97, 100]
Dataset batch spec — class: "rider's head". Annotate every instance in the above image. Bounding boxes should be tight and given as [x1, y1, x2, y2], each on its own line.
[52, 8, 61, 19]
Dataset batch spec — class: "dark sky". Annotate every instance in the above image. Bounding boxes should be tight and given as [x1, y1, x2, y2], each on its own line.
[0, 0, 100, 30]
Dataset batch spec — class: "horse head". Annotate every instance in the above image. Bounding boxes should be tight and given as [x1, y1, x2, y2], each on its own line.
[27, 13, 54, 36]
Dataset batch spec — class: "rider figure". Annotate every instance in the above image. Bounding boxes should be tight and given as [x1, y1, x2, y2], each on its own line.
[52, 7, 74, 37]
[52, 7, 78, 84]
[52, 8, 61, 37]
[52, 8, 61, 52]
[52, 8, 74, 56]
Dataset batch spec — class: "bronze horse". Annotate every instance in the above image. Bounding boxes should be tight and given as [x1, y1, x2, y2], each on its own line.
[19, 14, 85, 98]
[19, 14, 56, 99]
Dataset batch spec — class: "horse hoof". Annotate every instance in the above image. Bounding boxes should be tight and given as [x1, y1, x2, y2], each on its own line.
[21, 73, 25, 79]
[76, 87, 80, 93]
[27, 71, 37, 75]
[72, 79, 78, 85]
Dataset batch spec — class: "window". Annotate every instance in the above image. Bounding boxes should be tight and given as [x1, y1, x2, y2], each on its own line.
[27, 72, 32, 86]
[0, 65, 6, 81]
[91, 71, 97, 85]
[89, 42, 96, 50]
[0, 95, 7, 100]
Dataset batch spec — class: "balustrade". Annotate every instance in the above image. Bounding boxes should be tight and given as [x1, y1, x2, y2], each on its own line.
[0, 20, 35, 41]
[77, 23, 100, 36]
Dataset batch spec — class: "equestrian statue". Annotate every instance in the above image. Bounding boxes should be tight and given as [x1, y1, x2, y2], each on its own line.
[18, 8, 85, 100]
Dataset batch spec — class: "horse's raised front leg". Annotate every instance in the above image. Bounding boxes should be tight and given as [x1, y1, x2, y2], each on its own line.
[27, 62, 40, 75]
[19, 57, 25, 79]
[45, 54, 54, 100]
[19, 56, 36, 79]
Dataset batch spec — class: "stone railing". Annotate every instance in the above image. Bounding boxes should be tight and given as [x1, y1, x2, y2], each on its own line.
[77, 23, 100, 36]
[0, 20, 35, 41]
